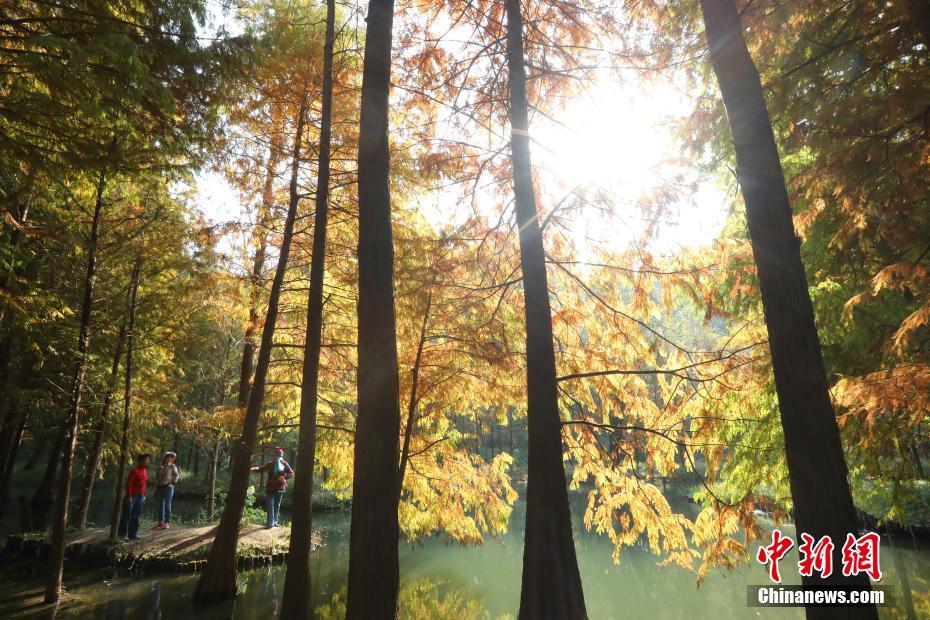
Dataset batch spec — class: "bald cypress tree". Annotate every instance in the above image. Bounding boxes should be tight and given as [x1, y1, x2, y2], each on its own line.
[504, 0, 586, 616]
[699, 1, 877, 618]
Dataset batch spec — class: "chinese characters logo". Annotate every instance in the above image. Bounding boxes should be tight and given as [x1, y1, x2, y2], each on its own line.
[756, 530, 882, 583]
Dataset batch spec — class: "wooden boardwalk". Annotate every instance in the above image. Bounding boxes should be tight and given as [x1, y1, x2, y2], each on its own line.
[4, 523, 319, 574]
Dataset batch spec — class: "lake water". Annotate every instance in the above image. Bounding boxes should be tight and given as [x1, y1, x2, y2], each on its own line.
[2, 489, 928, 619]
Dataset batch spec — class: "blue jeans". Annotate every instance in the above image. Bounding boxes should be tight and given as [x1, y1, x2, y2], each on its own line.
[118, 494, 145, 539]
[266, 491, 284, 527]
[154, 484, 175, 524]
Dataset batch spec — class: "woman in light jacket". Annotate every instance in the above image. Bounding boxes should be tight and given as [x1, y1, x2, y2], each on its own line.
[250, 447, 294, 528]
[153, 451, 180, 529]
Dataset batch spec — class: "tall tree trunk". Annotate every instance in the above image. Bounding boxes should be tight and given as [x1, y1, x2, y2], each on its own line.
[45, 171, 107, 603]
[345, 0, 402, 615]
[398, 288, 432, 493]
[238, 144, 280, 409]
[29, 428, 63, 532]
[280, 3, 335, 618]
[74, 317, 127, 529]
[504, 0, 587, 617]
[193, 94, 308, 606]
[699, 2, 877, 618]
[0, 200, 32, 493]
[108, 259, 141, 539]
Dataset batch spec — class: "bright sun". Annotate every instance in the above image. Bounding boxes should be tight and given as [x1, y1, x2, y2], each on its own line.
[532, 76, 729, 254]
[534, 82, 674, 190]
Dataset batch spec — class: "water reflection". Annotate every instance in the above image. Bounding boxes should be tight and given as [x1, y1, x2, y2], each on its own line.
[1, 501, 928, 618]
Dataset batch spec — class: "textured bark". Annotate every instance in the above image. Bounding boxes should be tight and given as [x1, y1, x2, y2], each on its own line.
[505, 0, 587, 616]
[193, 94, 307, 605]
[108, 259, 141, 539]
[280, 2, 335, 618]
[238, 144, 279, 409]
[345, 0, 401, 615]
[45, 171, 107, 603]
[74, 317, 127, 530]
[699, 1, 877, 618]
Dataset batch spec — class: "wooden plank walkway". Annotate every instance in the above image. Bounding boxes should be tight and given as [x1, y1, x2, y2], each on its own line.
[4, 523, 320, 574]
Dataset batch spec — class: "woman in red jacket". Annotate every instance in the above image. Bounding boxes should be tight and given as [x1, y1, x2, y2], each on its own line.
[118, 453, 150, 540]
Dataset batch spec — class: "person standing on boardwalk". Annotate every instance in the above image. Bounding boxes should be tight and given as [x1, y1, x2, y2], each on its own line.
[153, 451, 180, 529]
[118, 453, 150, 540]
[250, 447, 294, 528]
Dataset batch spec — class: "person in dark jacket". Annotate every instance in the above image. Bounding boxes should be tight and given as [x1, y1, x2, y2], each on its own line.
[250, 447, 294, 528]
[118, 453, 150, 540]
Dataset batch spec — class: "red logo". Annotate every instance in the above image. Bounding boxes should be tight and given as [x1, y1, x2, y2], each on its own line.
[841, 532, 882, 581]
[757, 529, 882, 583]
[798, 533, 834, 578]
[756, 529, 794, 583]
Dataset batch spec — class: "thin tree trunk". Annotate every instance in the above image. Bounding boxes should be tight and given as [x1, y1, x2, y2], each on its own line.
[108, 259, 141, 539]
[0, 405, 22, 514]
[504, 0, 586, 616]
[238, 144, 279, 409]
[0, 201, 32, 490]
[193, 93, 308, 606]
[45, 170, 107, 603]
[346, 0, 402, 615]
[910, 442, 925, 479]
[699, 2, 877, 618]
[398, 288, 432, 493]
[0, 199, 30, 328]
[74, 317, 127, 529]
[207, 435, 219, 521]
[507, 406, 515, 455]
[30, 428, 63, 532]
[280, 3, 335, 617]
[0, 412, 26, 503]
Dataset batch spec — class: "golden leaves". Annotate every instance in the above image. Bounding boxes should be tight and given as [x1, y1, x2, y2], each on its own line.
[834, 364, 930, 436]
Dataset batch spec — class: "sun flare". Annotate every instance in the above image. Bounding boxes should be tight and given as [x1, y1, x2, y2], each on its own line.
[532, 76, 728, 254]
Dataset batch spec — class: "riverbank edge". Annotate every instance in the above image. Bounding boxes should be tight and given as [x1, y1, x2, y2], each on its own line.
[1, 528, 318, 576]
